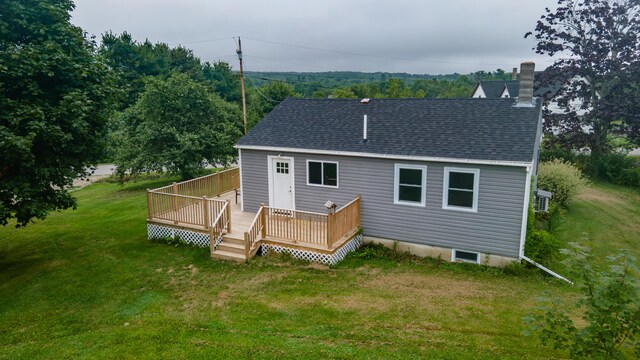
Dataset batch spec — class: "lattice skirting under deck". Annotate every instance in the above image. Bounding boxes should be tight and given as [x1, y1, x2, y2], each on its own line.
[260, 234, 362, 266]
[147, 224, 210, 248]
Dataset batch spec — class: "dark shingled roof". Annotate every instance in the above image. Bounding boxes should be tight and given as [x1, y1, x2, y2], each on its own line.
[237, 98, 542, 163]
[474, 72, 563, 99]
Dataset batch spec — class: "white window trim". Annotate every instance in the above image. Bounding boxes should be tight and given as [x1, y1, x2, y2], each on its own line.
[306, 160, 339, 188]
[393, 163, 427, 207]
[442, 167, 480, 213]
[451, 249, 480, 264]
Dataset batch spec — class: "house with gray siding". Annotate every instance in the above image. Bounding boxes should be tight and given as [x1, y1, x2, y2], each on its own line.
[234, 62, 543, 266]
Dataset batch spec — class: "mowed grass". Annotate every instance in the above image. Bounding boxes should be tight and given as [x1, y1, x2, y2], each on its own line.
[0, 178, 636, 359]
[555, 182, 640, 267]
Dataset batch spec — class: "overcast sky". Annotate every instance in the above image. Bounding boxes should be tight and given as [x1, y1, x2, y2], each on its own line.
[71, 0, 559, 75]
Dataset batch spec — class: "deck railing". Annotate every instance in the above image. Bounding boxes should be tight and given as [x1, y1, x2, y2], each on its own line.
[244, 196, 361, 250]
[147, 167, 238, 232]
[244, 206, 265, 257]
[327, 196, 361, 248]
[209, 200, 231, 252]
[147, 191, 229, 231]
[152, 167, 240, 198]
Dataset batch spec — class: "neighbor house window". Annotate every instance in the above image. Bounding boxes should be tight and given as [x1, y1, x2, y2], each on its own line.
[452, 249, 480, 264]
[394, 164, 427, 207]
[443, 167, 480, 212]
[307, 160, 338, 187]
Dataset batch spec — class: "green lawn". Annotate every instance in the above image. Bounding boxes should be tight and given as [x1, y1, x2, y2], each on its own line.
[555, 182, 640, 267]
[0, 178, 637, 359]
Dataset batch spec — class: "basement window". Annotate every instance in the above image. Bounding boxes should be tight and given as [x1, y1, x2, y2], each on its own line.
[394, 164, 427, 206]
[452, 249, 480, 264]
[307, 160, 338, 187]
[443, 167, 480, 212]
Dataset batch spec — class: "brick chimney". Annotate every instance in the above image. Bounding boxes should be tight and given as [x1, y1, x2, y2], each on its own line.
[511, 67, 518, 80]
[516, 62, 535, 107]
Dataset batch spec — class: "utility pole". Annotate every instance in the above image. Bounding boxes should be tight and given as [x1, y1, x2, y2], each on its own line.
[236, 36, 248, 134]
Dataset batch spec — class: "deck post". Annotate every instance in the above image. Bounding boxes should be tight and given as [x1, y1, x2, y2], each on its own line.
[203, 197, 210, 230]
[172, 182, 178, 224]
[260, 204, 267, 240]
[225, 199, 231, 234]
[244, 232, 250, 259]
[209, 227, 215, 254]
[326, 212, 334, 250]
[356, 195, 361, 227]
[146, 190, 152, 221]
[215, 173, 222, 197]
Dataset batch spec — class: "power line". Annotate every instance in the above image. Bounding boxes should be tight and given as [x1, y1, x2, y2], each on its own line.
[242, 60, 284, 103]
[168, 36, 234, 46]
[241, 36, 511, 67]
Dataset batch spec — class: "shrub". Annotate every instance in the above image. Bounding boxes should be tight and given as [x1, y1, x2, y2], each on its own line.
[525, 228, 561, 265]
[588, 153, 640, 187]
[351, 243, 397, 260]
[535, 203, 565, 234]
[538, 159, 588, 207]
[524, 243, 640, 359]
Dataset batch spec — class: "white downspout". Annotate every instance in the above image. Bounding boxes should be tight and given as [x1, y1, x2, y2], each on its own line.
[522, 256, 573, 284]
[519, 165, 573, 284]
[518, 165, 532, 259]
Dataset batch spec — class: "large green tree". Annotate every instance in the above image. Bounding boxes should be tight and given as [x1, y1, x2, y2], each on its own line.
[526, 0, 640, 156]
[115, 73, 242, 180]
[0, 0, 115, 227]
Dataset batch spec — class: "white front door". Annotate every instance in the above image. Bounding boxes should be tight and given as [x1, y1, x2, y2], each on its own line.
[270, 157, 294, 209]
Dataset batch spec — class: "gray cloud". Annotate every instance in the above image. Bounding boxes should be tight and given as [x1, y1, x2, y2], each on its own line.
[72, 0, 558, 74]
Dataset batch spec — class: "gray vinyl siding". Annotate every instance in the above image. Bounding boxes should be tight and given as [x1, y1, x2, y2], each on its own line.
[240, 149, 527, 258]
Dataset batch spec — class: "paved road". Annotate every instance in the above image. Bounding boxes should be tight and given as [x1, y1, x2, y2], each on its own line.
[91, 164, 116, 176]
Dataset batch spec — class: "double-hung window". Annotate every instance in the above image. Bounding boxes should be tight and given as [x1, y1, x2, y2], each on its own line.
[394, 164, 427, 207]
[307, 160, 338, 187]
[443, 167, 480, 212]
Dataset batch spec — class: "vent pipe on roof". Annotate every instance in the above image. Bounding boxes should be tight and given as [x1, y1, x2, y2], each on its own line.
[363, 114, 368, 142]
[516, 62, 535, 107]
[512, 67, 518, 81]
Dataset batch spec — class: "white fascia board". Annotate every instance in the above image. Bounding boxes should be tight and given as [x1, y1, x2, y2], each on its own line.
[234, 145, 533, 168]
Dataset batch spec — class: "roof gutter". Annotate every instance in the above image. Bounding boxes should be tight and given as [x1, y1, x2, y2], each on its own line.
[234, 145, 534, 168]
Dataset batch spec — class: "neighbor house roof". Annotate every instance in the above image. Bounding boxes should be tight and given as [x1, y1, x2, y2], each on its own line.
[473, 80, 519, 98]
[473, 71, 563, 99]
[236, 98, 542, 164]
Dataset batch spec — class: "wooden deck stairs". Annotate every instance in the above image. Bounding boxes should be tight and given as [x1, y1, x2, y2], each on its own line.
[211, 234, 260, 263]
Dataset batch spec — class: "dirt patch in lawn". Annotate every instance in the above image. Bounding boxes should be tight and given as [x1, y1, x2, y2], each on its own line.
[335, 272, 493, 313]
[578, 186, 631, 206]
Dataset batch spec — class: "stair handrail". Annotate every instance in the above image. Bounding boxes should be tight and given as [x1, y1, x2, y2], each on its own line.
[209, 200, 229, 252]
[243, 205, 265, 257]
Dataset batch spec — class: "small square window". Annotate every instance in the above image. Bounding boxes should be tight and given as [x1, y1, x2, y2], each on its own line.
[276, 162, 289, 174]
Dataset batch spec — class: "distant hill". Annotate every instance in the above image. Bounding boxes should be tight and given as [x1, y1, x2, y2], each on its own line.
[244, 71, 465, 87]
[243, 70, 511, 97]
